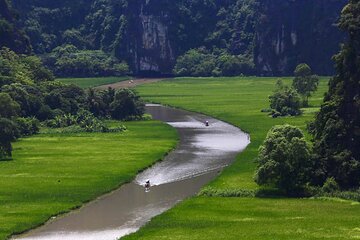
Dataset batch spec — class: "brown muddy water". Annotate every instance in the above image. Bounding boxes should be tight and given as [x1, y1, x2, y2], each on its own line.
[16, 104, 250, 240]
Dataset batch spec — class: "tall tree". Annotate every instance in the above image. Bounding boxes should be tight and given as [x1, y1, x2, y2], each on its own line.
[312, 0, 360, 189]
[292, 63, 319, 106]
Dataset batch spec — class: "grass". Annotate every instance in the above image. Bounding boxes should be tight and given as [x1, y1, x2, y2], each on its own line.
[123, 197, 360, 240]
[0, 120, 177, 240]
[56, 76, 130, 88]
[121, 76, 360, 239]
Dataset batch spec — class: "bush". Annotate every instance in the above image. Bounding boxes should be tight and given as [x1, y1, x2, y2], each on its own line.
[110, 89, 145, 120]
[322, 177, 340, 193]
[15, 117, 40, 136]
[269, 80, 301, 117]
[44, 110, 126, 133]
[255, 125, 312, 195]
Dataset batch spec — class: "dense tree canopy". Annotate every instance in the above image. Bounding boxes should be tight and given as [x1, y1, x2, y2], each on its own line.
[0, 0, 31, 53]
[312, 0, 360, 189]
[0, 48, 144, 158]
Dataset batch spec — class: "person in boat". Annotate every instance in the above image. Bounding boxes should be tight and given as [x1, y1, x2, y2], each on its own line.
[205, 121, 209, 127]
[145, 180, 151, 189]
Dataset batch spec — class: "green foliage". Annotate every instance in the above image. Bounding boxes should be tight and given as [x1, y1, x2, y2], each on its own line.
[0, 118, 19, 160]
[0, 92, 20, 118]
[173, 49, 216, 77]
[110, 89, 145, 120]
[62, 29, 88, 49]
[1, 83, 44, 118]
[45, 110, 123, 133]
[0, 0, 31, 53]
[312, 0, 360, 189]
[269, 80, 301, 117]
[255, 125, 312, 195]
[0, 47, 53, 87]
[322, 177, 340, 193]
[15, 117, 39, 136]
[42, 81, 86, 114]
[292, 63, 319, 106]
[46, 45, 130, 77]
[174, 48, 255, 77]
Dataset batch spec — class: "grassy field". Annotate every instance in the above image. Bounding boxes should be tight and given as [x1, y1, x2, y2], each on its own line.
[121, 76, 360, 239]
[0, 121, 177, 239]
[124, 197, 360, 240]
[56, 76, 130, 88]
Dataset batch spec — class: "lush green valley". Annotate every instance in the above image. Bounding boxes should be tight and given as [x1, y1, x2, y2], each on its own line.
[0, 0, 359, 239]
[121, 76, 360, 239]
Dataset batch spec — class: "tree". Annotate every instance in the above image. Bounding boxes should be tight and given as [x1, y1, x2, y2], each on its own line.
[255, 125, 312, 195]
[269, 79, 301, 117]
[0, 92, 20, 118]
[0, 118, 19, 160]
[110, 89, 145, 120]
[292, 63, 319, 106]
[311, 1, 360, 189]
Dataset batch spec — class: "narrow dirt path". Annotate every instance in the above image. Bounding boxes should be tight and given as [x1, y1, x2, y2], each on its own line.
[96, 78, 166, 90]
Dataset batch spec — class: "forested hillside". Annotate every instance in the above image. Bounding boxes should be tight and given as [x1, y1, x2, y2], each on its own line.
[11, 0, 347, 76]
[0, 0, 31, 53]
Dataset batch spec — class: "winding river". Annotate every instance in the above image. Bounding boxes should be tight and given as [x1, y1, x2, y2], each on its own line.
[16, 104, 250, 240]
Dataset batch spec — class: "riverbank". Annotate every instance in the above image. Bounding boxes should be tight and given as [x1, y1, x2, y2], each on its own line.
[0, 121, 177, 240]
[122, 76, 360, 239]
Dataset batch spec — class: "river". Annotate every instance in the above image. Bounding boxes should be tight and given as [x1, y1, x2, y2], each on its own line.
[16, 104, 250, 240]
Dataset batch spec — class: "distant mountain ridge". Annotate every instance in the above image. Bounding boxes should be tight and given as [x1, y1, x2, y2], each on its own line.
[11, 0, 347, 76]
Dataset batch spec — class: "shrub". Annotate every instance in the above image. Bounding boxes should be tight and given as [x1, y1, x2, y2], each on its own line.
[322, 177, 340, 193]
[15, 117, 40, 136]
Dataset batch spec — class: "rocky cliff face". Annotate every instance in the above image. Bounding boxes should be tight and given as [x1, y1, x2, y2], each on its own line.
[131, 0, 175, 75]
[12, 0, 347, 76]
[255, 0, 347, 76]
[85, 0, 175, 75]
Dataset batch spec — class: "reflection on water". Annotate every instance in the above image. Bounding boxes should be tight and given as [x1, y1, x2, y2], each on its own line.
[136, 106, 249, 186]
[16, 104, 250, 240]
